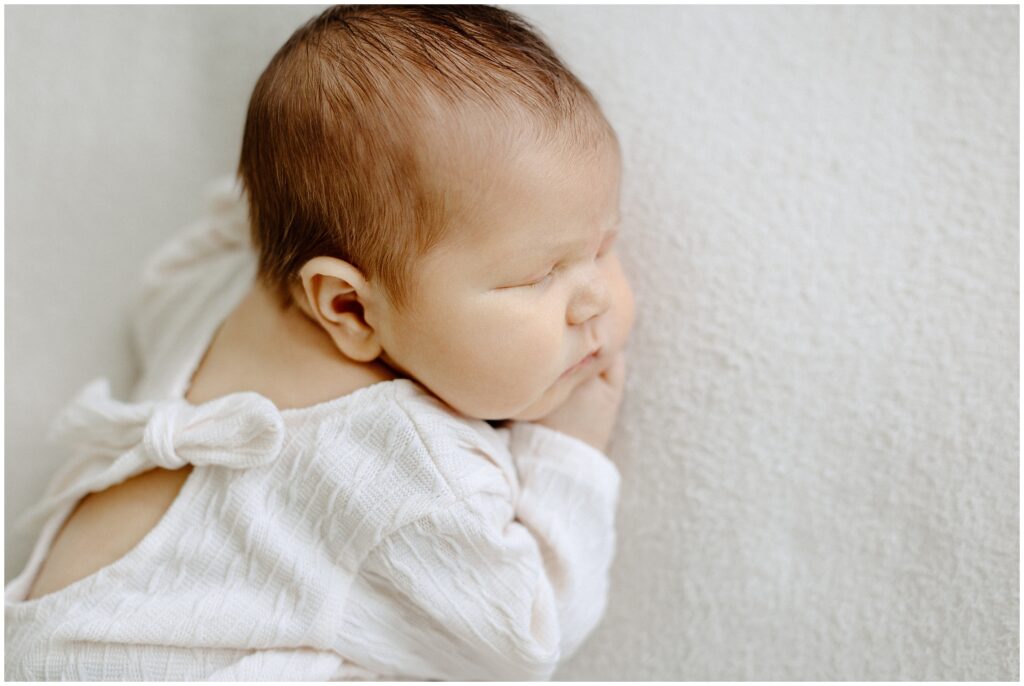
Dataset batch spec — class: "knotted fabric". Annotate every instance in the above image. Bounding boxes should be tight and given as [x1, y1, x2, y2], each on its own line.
[15, 377, 285, 533]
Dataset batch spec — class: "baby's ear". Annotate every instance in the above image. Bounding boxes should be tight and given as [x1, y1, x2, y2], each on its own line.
[298, 256, 383, 362]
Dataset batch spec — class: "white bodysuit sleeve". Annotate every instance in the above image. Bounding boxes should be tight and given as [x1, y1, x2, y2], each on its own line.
[334, 421, 620, 681]
[503, 421, 622, 660]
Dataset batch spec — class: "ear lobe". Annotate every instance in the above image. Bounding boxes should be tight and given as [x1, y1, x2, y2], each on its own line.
[299, 256, 383, 363]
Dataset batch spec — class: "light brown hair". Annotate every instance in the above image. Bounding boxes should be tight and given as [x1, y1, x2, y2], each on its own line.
[238, 5, 614, 313]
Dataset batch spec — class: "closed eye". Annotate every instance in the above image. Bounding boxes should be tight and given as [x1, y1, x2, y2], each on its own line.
[524, 269, 555, 288]
[506, 229, 617, 290]
[494, 267, 554, 290]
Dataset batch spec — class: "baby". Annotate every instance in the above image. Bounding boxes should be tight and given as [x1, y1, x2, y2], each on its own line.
[5, 5, 634, 681]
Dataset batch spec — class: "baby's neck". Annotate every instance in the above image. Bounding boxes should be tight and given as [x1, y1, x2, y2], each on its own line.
[185, 281, 398, 409]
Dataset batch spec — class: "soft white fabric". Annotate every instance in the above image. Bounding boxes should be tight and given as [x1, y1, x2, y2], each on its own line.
[4, 181, 621, 681]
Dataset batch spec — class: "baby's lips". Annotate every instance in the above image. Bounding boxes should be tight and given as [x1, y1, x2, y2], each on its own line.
[598, 351, 627, 385]
[589, 347, 615, 374]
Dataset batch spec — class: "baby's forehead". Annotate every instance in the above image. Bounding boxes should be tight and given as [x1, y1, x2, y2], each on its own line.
[420, 141, 620, 266]
[423, 121, 618, 211]
[406, 98, 620, 258]
[416, 95, 617, 178]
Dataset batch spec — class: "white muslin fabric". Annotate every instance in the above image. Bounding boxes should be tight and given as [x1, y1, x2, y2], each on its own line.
[4, 178, 622, 681]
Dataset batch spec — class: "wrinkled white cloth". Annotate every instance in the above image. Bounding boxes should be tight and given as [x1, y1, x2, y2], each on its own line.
[4, 178, 621, 681]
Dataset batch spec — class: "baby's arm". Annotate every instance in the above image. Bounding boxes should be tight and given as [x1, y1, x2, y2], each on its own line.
[333, 426, 620, 680]
[501, 419, 622, 660]
[499, 351, 628, 661]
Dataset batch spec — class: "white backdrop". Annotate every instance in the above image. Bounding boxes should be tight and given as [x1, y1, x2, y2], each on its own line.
[5, 5, 1018, 680]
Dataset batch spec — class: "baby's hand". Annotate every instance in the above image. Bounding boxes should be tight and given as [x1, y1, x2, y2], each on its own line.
[535, 351, 627, 454]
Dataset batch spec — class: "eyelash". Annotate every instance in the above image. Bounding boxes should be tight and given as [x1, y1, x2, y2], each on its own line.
[523, 243, 614, 289]
[525, 271, 555, 288]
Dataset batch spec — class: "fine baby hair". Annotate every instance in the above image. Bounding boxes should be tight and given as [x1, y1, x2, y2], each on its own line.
[238, 4, 616, 314]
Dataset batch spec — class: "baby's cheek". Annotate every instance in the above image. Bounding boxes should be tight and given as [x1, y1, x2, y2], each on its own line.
[487, 320, 557, 388]
[447, 312, 557, 417]
[617, 273, 636, 346]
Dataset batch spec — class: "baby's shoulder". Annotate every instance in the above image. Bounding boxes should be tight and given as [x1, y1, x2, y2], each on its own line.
[300, 380, 518, 508]
[279, 381, 518, 558]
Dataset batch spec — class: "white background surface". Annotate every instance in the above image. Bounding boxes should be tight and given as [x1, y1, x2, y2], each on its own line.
[5, 5, 1018, 680]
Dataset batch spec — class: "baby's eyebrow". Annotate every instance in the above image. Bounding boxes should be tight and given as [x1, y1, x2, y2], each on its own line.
[541, 222, 620, 260]
[499, 219, 621, 276]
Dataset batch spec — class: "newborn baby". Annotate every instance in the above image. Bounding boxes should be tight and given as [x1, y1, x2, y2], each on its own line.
[6, 5, 634, 680]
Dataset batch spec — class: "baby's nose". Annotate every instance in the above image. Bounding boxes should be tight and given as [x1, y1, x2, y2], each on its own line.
[567, 271, 611, 326]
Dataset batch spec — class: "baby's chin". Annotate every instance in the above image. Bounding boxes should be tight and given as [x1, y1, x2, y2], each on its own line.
[418, 362, 601, 423]
[456, 387, 561, 423]
[502, 367, 597, 423]
[503, 402, 550, 423]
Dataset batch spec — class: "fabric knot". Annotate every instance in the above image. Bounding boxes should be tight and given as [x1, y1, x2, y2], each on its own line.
[140, 392, 286, 470]
[50, 377, 286, 471]
[142, 403, 190, 469]
[14, 377, 286, 533]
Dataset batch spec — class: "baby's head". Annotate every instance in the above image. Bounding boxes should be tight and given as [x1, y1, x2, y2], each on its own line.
[238, 5, 634, 421]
